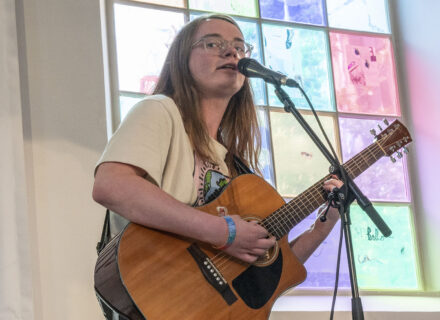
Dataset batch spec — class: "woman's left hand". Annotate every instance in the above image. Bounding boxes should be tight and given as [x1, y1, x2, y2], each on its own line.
[322, 175, 344, 221]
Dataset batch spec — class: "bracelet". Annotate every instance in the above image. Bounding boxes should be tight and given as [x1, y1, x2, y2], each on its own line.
[213, 216, 236, 250]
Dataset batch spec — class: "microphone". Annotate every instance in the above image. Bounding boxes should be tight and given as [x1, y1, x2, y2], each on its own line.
[237, 58, 299, 88]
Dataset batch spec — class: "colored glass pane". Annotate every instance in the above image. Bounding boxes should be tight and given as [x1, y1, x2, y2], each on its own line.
[189, 0, 258, 17]
[260, 0, 325, 26]
[289, 204, 419, 290]
[114, 4, 185, 93]
[133, 0, 185, 7]
[235, 19, 266, 105]
[326, 0, 390, 33]
[351, 204, 419, 290]
[339, 116, 410, 202]
[263, 23, 335, 111]
[289, 212, 350, 288]
[330, 32, 400, 116]
[258, 108, 275, 186]
[270, 111, 337, 197]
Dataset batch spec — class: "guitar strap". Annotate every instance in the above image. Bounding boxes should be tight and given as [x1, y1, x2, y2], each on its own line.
[96, 209, 111, 255]
[95, 156, 253, 255]
[233, 155, 254, 175]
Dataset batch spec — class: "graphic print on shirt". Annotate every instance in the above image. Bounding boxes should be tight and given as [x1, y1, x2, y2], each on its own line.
[193, 155, 230, 207]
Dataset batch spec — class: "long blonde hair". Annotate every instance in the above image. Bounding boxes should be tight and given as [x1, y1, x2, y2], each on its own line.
[153, 14, 261, 177]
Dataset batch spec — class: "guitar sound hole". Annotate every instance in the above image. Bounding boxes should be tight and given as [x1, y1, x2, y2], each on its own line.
[254, 242, 279, 267]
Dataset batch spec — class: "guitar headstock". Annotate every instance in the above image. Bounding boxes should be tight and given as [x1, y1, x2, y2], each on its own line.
[372, 119, 412, 161]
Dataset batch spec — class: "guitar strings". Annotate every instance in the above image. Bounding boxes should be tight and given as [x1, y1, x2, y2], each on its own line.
[208, 135, 392, 274]
[210, 139, 387, 273]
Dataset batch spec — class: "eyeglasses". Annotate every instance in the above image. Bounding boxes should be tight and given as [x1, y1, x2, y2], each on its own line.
[192, 36, 253, 59]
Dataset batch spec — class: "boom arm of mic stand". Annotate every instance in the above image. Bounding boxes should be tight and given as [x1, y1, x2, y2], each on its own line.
[346, 178, 392, 237]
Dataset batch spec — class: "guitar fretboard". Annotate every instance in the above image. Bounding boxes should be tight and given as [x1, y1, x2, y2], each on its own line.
[261, 140, 386, 240]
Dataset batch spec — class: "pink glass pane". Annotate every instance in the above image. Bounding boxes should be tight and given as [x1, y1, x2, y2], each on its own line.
[330, 32, 400, 116]
[339, 116, 411, 202]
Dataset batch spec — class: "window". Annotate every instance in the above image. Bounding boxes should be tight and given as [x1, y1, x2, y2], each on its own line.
[105, 0, 419, 291]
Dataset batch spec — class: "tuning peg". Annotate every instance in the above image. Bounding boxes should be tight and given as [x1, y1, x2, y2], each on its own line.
[397, 151, 403, 159]
[403, 147, 409, 154]
[377, 124, 383, 131]
[390, 156, 397, 163]
[370, 128, 377, 137]
[383, 119, 389, 126]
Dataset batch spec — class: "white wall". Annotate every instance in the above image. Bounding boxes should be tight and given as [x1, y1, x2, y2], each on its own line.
[390, 0, 440, 291]
[17, 0, 107, 318]
[15, 0, 439, 319]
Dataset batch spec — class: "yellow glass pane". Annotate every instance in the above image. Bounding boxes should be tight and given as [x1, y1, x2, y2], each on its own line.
[271, 111, 338, 197]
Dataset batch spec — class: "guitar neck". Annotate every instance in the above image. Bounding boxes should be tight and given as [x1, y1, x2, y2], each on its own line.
[261, 140, 385, 240]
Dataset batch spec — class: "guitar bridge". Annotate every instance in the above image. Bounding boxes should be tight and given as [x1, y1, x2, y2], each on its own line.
[187, 243, 237, 305]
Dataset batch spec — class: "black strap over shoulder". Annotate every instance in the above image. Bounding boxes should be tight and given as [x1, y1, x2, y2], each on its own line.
[233, 155, 254, 175]
[96, 209, 111, 255]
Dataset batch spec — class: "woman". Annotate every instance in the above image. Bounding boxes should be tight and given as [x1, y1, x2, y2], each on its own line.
[93, 14, 341, 267]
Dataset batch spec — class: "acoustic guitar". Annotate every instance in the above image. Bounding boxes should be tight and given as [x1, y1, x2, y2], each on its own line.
[95, 119, 412, 319]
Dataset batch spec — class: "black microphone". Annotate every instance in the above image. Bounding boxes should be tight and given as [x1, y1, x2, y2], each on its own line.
[237, 58, 299, 88]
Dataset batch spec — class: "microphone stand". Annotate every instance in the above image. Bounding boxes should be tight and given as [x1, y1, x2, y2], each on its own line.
[273, 84, 392, 320]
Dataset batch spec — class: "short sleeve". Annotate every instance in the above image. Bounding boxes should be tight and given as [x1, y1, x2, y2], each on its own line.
[96, 98, 172, 187]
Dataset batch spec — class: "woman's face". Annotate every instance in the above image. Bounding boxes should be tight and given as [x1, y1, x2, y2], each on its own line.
[189, 19, 246, 100]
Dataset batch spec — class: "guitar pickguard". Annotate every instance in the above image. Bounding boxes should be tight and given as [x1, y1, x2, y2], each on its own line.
[232, 251, 283, 309]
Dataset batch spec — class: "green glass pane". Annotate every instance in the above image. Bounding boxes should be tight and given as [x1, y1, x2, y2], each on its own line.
[262, 23, 335, 111]
[189, 0, 258, 17]
[270, 111, 337, 196]
[351, 204, 420, 290]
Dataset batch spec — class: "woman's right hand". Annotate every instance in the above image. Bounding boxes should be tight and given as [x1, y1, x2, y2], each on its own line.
[221, 215, 276, 263]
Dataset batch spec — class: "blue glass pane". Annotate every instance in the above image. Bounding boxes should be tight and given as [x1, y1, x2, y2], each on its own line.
[326, 0, 390, 33]
[257, 108, 275, 186]
[262, 23, 335, 111]
[260, 0, 325, 26]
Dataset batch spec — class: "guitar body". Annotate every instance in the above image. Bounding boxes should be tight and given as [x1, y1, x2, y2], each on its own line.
[95, 174, 306, 320]
[94, 119, 412, 319]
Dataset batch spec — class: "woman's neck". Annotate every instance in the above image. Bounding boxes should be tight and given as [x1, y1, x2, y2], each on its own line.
[199, 97, 230, 140]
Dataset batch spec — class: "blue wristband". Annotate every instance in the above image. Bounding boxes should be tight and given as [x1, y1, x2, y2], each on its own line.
[214, 216, 236, 250]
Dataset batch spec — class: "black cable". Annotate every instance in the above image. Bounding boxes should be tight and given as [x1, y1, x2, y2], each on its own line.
[330, 215, 344, 320]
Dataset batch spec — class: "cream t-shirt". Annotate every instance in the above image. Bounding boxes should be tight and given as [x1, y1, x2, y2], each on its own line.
[96, 94, 230, 236]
